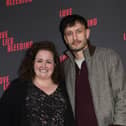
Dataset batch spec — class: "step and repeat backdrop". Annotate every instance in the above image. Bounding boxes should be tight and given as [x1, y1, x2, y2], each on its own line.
[0, 0, 126, 97]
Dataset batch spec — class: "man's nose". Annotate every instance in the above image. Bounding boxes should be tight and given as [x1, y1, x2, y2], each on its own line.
[73, 32, 77, 40]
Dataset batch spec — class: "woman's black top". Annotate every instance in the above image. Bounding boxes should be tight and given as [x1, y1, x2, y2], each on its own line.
[25, 83, 67, 126]
[0, 79, 75, 126]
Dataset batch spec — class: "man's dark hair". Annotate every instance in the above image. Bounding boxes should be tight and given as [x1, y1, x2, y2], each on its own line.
[59, 14, 88, 37]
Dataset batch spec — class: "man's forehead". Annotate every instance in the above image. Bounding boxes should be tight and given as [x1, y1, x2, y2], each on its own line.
[65, 22, 85, 30]
[67, 21, 82, 27]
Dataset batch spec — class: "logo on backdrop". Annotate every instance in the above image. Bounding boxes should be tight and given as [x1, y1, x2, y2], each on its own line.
[59, 8, 72, 17]
[88, 18, 97, 27]
[6, 0, 32, 7]
[0, 75, 10, 91]
[59, 8, 97, 27]
[0, 30, 33, 53]
[123, 32, 126, 41]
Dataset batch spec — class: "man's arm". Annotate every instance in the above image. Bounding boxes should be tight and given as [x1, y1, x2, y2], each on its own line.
[109, 50, 126, 126]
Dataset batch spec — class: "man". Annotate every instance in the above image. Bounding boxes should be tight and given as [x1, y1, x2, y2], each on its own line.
[59, 14, 126, 126]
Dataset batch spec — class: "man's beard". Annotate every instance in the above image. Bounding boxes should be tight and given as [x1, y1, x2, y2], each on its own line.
[68, 42, 88, 52]
[70, 46, 85, 52]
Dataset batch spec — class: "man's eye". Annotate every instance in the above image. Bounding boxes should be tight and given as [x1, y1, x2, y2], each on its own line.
[66, 32, 72, 36]
[76, 30, 82, 33]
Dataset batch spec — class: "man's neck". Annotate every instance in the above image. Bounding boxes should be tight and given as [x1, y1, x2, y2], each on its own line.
[74, 50, 84, 60]
[73, 45, 88, 60]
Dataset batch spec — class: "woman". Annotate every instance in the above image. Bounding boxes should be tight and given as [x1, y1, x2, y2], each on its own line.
[0, 41, 74, 126]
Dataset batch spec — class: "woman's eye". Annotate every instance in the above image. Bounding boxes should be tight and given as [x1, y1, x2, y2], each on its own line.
[36, 60, 42, 63]
[46, 61, 53, 64]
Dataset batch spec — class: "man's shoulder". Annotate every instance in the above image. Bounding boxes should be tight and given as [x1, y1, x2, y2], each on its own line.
[96, 47, 119, 56]
[95, 47, 122, 65]
[96, 46, 114, 52]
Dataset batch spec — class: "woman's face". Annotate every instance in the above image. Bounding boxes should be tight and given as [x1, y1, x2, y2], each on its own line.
[34, 50, 55, 80]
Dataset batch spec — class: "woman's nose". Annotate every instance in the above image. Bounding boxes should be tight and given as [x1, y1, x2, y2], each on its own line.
[41, 62, 46, 68]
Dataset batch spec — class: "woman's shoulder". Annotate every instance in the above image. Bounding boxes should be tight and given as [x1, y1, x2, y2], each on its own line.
[58, 80, 67, 92]
[0, 78, 28, 102]
[9, 78, 29, 88]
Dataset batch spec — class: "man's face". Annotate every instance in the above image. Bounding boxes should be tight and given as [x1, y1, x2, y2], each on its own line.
[64, 22, 90, 52]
